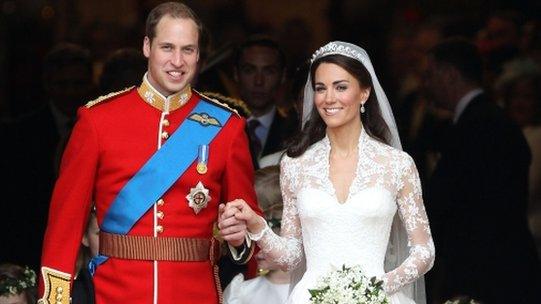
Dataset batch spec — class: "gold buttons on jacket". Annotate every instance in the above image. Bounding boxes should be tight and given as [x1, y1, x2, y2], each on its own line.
[157, 199, 164, 206]
[161, 131, 169, 139]
[156, 225, 164, 233]
[157, 211, 164, 220]
[162, 119, 170, 127]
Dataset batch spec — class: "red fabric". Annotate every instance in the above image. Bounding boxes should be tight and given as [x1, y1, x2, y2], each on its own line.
[39, 89, 260, 303]
[245, 250, 258, 279]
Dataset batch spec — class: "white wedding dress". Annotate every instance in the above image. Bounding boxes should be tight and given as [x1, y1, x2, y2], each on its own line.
[256, 130, 435, 304]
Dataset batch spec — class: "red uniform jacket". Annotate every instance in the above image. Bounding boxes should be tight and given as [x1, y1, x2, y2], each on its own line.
[38, 81, 260, 304]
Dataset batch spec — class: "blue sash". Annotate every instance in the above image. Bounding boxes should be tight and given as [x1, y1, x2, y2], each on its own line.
[89, 98, 232, 273]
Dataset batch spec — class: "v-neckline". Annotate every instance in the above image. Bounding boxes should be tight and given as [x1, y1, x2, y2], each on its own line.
[324, 130, 365, 205]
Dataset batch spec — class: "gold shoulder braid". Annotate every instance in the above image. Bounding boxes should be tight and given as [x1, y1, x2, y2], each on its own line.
[85, 86, 134, 108]
[196, 90, 248, 117]
[37, 267, 71, 304]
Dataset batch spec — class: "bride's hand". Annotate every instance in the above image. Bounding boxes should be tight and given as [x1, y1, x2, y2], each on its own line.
[224, 199, 266, 235]
[218, 202, 247, 247]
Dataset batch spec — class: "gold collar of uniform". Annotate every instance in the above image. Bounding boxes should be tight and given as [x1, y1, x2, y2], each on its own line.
[137, 73, 192, 112]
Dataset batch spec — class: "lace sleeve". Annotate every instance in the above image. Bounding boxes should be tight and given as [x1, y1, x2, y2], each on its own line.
[256, 156, 303, 271]
[382, 155, 435, 294]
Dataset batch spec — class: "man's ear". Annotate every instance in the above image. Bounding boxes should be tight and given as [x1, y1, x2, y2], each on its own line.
[280, 68, 287, 84]
[143, 36, 151, 58]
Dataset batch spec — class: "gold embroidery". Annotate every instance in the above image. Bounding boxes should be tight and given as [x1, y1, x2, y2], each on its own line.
[85, 86, 134, 108]
[200, 91, 249, 117]
[188, 113, 222, 127]
[39, 267, 71, 304]
[137, 75, 191, 112]
[195, 90, 242, 117]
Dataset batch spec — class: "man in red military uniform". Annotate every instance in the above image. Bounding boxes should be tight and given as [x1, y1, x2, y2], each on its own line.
[38, 2, 260, 304]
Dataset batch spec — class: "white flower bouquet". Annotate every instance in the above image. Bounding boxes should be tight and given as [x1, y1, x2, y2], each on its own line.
[309, 265, 389, 304]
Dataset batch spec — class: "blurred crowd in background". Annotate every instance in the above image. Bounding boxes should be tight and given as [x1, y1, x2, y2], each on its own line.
[0, 1, 540, 303]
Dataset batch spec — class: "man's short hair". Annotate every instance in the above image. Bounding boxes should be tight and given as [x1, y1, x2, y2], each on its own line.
[99, 48, 147, 93]
[429, 37, 483, 84]
[145, 2, 203, 44]
[234, 35, 286, 70]
[43, 43, 92, 81]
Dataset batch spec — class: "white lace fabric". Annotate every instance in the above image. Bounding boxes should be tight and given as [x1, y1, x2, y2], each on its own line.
[256, 130, 435, 298]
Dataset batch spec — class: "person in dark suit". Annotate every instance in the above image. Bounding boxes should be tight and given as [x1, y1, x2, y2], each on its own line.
[424, 38, 541, 304]
[233, 36, 298, 168]
[0, 43, 95, 271]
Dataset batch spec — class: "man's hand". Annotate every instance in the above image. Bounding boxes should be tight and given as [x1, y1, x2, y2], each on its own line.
[218, 200, 247, 247]
[223, 199, 265, 235]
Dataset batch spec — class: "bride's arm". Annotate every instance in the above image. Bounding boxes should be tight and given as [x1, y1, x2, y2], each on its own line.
[382, 155, 435, 295]
[253, 156, 303, 271]
[220, 156, 303, 271]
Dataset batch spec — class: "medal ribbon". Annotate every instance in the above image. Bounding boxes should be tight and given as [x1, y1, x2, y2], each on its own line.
[197, 144, 209, 174]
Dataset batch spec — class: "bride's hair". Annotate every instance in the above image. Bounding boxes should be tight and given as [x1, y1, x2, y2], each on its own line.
[286, 55, 391, 158]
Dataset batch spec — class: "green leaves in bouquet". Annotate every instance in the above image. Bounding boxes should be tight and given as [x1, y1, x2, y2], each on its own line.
[370, 276, 384, 289]
[309, 286, 334, 303]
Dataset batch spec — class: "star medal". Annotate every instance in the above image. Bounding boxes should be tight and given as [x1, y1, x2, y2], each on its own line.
[196, 144, 209, 174]
[186, 181, 211, 214]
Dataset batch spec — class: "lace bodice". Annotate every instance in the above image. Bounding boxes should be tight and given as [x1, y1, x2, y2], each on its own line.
[256, 130, 435, 296]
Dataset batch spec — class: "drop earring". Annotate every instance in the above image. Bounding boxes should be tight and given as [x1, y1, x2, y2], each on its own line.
[360, 103, 366, 114]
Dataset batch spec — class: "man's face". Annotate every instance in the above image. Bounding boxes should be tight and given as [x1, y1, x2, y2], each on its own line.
[47, 64, 94, 117]
[506, 78, 539, 127]
[235, 46, 284, 115]
[423, 56, 452, 110]
[143, 15, 199, 96]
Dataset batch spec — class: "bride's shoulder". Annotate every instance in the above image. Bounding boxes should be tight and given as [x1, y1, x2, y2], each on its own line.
[367, 137, 414, 164]
[280, 142, 320, 166]
[279, 152, 300, 169]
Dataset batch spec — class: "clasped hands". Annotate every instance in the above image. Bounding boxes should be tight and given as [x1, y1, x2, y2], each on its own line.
[218, 199, 265, 247]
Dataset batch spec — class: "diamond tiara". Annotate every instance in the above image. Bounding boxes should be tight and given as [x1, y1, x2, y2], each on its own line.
[310, 42, 367, 64]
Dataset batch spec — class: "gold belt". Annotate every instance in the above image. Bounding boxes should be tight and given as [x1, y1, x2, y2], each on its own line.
[99, 232, 220, 264]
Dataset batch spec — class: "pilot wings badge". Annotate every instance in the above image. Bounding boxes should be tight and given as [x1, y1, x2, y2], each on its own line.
[188, 112, 222, 127]
[186, 181, 211, 214]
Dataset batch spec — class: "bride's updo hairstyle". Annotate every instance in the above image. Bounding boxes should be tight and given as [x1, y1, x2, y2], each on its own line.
[286, 54, 391, 158]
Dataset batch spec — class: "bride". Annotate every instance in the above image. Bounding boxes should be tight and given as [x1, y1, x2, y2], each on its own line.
[219, 41, 435, 304]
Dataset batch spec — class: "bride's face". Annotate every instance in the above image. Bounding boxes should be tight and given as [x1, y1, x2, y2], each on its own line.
[313, 62, 369, 130]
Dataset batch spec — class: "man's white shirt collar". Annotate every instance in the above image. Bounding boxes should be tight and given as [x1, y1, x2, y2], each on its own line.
[453, 88, 483, 124]
[249, 107, 275, 129]
[248, 107, 276, 150]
